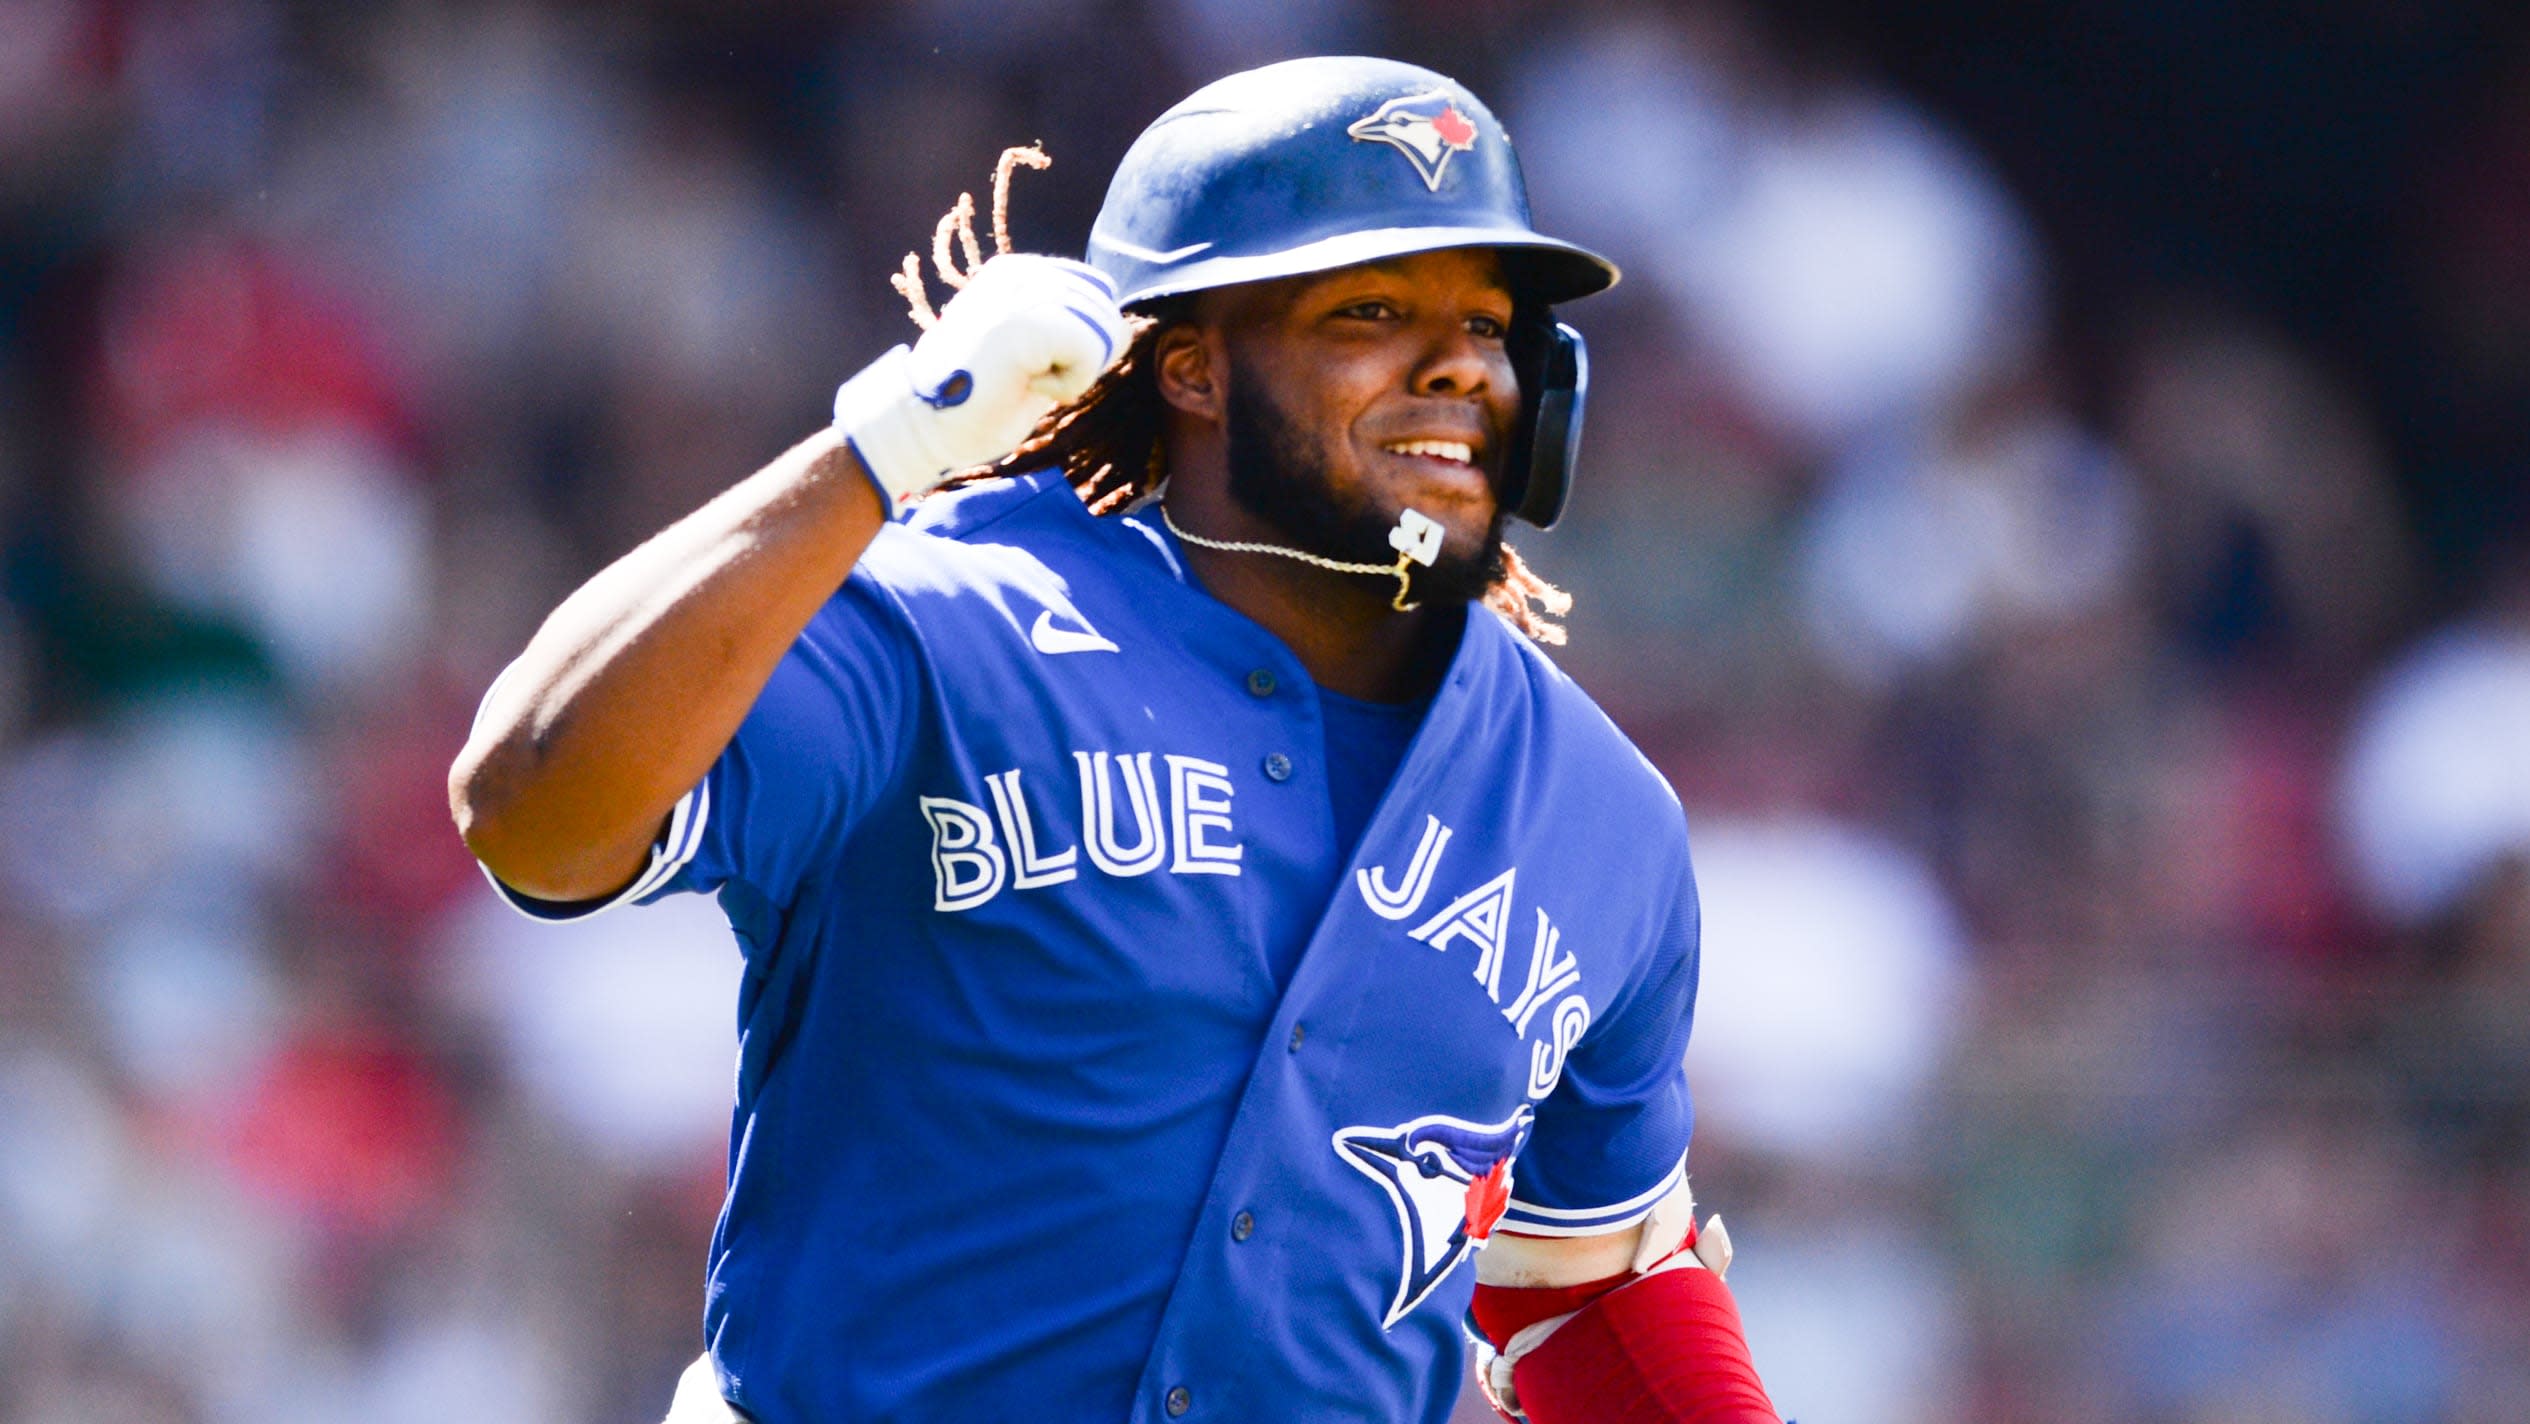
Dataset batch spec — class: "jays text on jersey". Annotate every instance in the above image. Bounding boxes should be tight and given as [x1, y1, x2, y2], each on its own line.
[483, 472, 1704, 1424]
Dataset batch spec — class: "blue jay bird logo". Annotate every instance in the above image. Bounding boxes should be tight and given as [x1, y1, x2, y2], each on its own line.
[1332, 1106, 1535, 1327]
[1346, 94, 1483, 191]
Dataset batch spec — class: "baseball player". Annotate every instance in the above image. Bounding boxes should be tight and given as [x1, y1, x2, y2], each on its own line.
[451, 56, 1778, 1424]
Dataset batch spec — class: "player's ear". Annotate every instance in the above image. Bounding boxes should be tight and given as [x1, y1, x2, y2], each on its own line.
[1154, 324, 1223, 422]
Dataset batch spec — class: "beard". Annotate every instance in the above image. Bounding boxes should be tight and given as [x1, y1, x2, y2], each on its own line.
[1222, 375, 1508, 607]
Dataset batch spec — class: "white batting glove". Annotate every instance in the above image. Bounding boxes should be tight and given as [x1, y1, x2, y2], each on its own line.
[833, 255, 1129, 505]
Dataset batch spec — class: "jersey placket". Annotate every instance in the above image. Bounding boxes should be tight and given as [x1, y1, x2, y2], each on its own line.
[1123, 624, 1498, 1424]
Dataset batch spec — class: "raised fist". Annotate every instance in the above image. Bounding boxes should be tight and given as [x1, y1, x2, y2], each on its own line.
[833, 254, 1129, 504]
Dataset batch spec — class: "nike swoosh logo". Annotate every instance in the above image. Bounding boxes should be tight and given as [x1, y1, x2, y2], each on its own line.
[1088, 233, 1214, 265]
[1030, 609, 1120, 655]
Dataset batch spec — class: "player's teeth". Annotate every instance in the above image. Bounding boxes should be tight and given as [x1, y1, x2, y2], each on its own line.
[1387, 440, 1473, 463]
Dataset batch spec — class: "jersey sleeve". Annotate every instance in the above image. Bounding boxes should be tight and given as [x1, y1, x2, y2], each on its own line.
[480, 572, 919, 924]
[1498, 834, 1700, 1237]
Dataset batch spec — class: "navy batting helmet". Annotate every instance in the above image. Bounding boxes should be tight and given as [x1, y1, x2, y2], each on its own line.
[1086, 56, 1616, 529]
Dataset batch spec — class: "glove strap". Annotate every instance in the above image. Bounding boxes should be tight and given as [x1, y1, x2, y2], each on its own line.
[832, 345, 958, 508]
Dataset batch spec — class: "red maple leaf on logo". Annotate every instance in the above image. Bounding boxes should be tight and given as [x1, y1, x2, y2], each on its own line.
[1432, 105, 1478, 150]
[1462, 1158, 1511, 1242]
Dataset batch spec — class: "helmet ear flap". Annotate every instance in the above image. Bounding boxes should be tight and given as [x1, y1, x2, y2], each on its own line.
[1503, 314, 1588, 529]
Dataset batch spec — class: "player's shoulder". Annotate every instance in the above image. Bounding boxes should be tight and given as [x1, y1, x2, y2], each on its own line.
[868, 468, 1136, 568]
[902, 468, 1100, 545]
[1479, 610, 1689, 841]
[824, 469, 1165, 669]
[850, 469, 1134, 598]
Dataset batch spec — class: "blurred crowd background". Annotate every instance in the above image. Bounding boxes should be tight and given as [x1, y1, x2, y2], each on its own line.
[3, 2, 2528, 1421]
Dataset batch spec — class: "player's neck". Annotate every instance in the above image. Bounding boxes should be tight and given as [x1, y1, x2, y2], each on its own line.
[1157, 484, 1454, 702]
[1181, 541, 1460, 702]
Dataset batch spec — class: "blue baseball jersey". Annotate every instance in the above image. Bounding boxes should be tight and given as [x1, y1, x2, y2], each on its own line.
[488, 471, 1704, 1424]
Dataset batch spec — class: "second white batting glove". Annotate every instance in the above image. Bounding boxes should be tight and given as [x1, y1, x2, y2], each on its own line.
[832, 254, 1129, 506]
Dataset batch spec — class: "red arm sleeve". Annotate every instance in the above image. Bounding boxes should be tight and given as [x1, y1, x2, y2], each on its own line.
[1471, 1266, 1779, 1424]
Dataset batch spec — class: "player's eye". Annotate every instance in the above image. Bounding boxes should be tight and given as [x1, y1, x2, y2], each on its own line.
[1333, 299, 1399, 321]
[1467, 313, 1508, 340]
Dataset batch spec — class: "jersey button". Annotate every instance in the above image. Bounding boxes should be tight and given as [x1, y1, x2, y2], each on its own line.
[1288, 1023, 1305, 1051]
[1246, 668, 1277, 697]
[1263, 753, 1293, 782]
[1232, 1210, 1255, 1242]
[1165, 1385, 1192, 1416]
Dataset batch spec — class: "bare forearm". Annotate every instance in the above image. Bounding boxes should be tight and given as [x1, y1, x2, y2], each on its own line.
[454, 251, 1130, 901]
[450, 428, 885, 900]
[1477, 1226, 1642, 1288]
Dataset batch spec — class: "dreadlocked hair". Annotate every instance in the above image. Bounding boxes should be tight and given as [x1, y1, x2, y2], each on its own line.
[890, 145, 1573, 645]
[1491, 548, 1572, 645]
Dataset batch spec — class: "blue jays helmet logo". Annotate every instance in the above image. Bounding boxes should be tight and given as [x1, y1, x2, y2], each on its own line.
[1346, 93, 1483, 192]
[1332, 1106, 1534, 1327]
